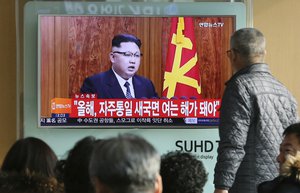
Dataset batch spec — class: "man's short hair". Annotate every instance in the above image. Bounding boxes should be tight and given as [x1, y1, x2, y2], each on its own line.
[283, 122, 300, 143]
[112, 34, 141, 48]
[89, 134, 160, 193]
[160, 151, 208, 193]
[230, 28, 266, 60]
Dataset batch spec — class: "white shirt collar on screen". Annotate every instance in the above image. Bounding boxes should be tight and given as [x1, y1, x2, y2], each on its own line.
[112, 69, 135, 98]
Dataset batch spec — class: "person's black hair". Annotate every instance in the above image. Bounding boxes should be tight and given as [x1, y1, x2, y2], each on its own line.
[112, 34, 141, 48]
[63, 136, 98, 193]
[1, 137, 57, 177]
[89, 133, 160, 193]
[283, 122, 300, 143]
[160, 151, 208, 193]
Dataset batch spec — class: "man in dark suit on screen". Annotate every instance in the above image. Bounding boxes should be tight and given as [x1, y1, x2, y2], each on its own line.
[80, 34, 158, 99]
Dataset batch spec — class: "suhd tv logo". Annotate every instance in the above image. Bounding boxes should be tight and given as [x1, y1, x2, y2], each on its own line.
[175, 140, 220, 153]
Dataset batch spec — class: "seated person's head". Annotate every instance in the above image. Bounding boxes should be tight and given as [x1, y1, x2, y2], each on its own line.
[277, 122, 300, 173]
[89, 134, 162, 193]
[1, 137, 57, 177]
[160, 151, 208, 193]
[274, 123, 300, 193]
[258, 122, 300, 193]
[63, 136, 98, 193]
[110, 34, 142, 80]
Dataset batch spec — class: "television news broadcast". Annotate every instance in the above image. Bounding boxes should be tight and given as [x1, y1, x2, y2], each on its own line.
[24, 2, 246, 193]
[39, 15, 234, 128]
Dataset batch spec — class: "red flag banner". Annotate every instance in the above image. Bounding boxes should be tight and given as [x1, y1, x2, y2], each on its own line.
[163, 17, 201, 99]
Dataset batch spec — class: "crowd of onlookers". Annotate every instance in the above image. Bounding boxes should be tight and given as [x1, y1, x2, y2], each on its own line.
[0, 122, 300, 193]
[0, 133, 208, 193]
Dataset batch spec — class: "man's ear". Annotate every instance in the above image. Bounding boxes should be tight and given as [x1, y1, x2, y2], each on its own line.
[232, 50, 238, 62]
[109, 52, 115, 63]
[92, 177, 111, 193]
[154, 174, 163, 193]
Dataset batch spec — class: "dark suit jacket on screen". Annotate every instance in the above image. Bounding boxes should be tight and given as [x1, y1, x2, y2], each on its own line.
[80, 69, 158, 99]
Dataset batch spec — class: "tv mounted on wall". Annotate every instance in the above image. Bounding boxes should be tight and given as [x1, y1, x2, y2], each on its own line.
[26, 1, 245, 129]
[23, 1, 246, 130]
[22, 2, 246, 192]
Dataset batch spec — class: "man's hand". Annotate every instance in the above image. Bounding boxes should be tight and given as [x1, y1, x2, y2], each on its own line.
[214, 189, 228, 193]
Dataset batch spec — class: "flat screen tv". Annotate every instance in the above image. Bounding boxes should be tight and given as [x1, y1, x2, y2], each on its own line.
[23, 1, 247, 130]
[22, 2, 246, 193]
[23, 1, 246, 129]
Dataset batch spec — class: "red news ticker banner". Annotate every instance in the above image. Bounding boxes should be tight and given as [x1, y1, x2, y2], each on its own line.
[69, 98, 221, 118]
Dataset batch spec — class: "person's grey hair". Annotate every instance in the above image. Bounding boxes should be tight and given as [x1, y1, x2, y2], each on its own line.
[230, 28, 266, 63]
[89, 134, 160, 193]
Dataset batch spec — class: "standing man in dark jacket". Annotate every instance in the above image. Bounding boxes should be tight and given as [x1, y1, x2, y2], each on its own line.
[214, 28, 298, 193]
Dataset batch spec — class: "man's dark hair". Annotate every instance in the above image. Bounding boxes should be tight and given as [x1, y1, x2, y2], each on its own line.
[89, 134, 160, 193]
[112, 34, 141, 48]
[63, 136, 98, 193]
[1, 137, 57, 177]
[283, 122, 300, 143]
[160, 151, 208, 193]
